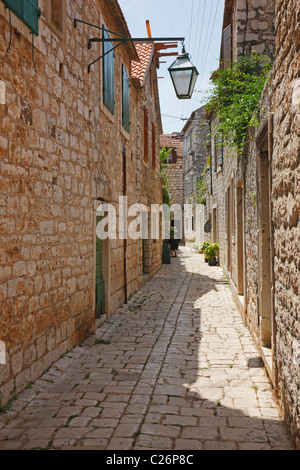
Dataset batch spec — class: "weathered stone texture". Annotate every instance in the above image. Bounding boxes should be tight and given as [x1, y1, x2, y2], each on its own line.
[0, 0, 162, 407]
[271, 0, 300, 448]
[160, 133, 184, 208]
[234, 0, 276, 58]
[204, 0, 299, 448]
[182, 106, 210, 244]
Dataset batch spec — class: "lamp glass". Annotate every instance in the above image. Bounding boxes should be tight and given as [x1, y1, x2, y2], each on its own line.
[168, 52, 199, 99]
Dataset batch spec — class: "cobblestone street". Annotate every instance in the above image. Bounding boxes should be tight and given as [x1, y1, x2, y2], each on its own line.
[0, 247, 295, 450]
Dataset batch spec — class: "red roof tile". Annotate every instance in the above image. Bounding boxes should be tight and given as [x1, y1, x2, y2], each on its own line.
[131, 43, 154, 86]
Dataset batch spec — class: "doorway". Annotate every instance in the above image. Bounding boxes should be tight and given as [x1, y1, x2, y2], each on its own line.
[257, 150, 273, 348]
[95, 215, 105, 318]
[236, 184, 244, 295]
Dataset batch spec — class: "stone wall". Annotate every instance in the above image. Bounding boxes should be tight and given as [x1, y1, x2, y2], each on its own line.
[160, 133, 184, 208]
[182, 106, 210, 244]
[233, 0, 275, 58]
[206, 0, 299, 447]
[271, 0, 300, 447]
[0, 0, 163, 406]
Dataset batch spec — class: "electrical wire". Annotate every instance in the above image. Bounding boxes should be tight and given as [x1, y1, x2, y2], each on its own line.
[162, 113, 202, 122]
[163, 119, 183, 127]
[169, 0, 184, 35]
[185, 0, 206, 120]
[197, 0, 220, 94]
[181, 0, 198, 132]
[242, 0, 249, 56]
[187, 0, 194, 52]
[195, 0, 207, 68]
[184, 0, 206, 37]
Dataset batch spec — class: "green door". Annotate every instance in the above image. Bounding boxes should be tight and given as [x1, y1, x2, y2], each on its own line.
[142, 238, 145, 273]
[96, 216, 105, 318]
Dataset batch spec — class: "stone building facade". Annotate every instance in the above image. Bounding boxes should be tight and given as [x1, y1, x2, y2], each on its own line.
[159, 132, 184, 239]
[160, 132, 184, 208]
[204, 0, 299, 447]
[0, 0, 163, 407]
[182, 106, 210, 245]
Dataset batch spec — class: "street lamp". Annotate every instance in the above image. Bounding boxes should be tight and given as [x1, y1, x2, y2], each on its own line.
[168, 46, 199, 99]
[74, 19, 199, 99]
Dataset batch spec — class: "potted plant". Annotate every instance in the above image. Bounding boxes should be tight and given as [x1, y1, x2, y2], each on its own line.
[205, 243, 219, 266]
[199, 241, 211, 260]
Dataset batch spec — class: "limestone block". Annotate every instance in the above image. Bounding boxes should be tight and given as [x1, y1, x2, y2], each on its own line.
[11, 350, 23, 375]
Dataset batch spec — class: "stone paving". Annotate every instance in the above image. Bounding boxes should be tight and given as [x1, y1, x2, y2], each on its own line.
[0, 248, 295, 450]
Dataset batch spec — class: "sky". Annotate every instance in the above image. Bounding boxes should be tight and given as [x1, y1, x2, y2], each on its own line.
[118, 0, 225, 134]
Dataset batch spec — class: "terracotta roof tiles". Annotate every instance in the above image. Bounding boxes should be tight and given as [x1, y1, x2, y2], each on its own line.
[131, 43, 154, 86]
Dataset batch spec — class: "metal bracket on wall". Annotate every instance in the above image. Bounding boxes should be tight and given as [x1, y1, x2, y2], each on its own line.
[5, 6, 12, 53]
[4, 6, 40, 72]
[31, 31, 37, 72]
[74, 18, 185, 73]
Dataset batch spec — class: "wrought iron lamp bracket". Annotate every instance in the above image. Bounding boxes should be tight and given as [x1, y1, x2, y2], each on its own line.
[74, 18, 185, 73]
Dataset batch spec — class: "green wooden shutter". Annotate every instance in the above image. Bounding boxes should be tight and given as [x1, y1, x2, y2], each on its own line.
[2, 0, 40, 35]
[103, 28, 114, 114]
[122, 65, 130, 133]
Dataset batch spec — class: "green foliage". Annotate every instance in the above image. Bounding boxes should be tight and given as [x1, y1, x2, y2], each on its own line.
[200, 242, 219, 266]
[195, 178, 208, 205]
[248, 191, 257, 207]
[204, 243, 219, 260]
[201, 155, 211, 176]
[170, 226, 178, 239]
[205, 52, 273, 155]
[160, 146, 172, 206]
[200, 241, 211, 253]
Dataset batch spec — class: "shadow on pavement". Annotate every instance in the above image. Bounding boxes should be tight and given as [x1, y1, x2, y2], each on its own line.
[0, 249, 295, 450]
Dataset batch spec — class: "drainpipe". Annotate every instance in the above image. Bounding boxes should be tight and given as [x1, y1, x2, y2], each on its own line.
[242, 0, 249, 56]
[123, 145, 128, 304]
[209, 121, 213, 196]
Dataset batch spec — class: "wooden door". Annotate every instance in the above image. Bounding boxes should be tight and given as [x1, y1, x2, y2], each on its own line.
[96, 216, 105, 318]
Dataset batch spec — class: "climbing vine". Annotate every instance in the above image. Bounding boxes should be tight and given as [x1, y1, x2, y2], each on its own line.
[195, 177, 208, 205]
[160, 146, 172, 206]
[205, 52, 273, 155]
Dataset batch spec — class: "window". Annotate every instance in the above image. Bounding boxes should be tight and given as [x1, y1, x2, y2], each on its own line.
[46, 0, 65, 37]
[163, 148, 177, 164]
[167, 152, 172, 164]
[152, 123, 156, 170]
[103, 27, 115, 114]
[143, 108, 148, 163]
[122, 65, 130, 133]
[3, 0, 41, 36]
[222, 24, 232, 69]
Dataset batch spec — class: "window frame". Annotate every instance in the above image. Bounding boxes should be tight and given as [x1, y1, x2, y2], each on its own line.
[122, 64, 130, 133]
[46, 0, 66, 39]
[222, 24, 232, 69]
[143, 108, 149, 163]
[102, 26, 115, 115]
[151, 122, 156, 170]
[3, 0, 41, 36]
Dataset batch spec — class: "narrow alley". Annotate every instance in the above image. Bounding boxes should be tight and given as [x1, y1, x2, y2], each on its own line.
[0, 248, 294, 450]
